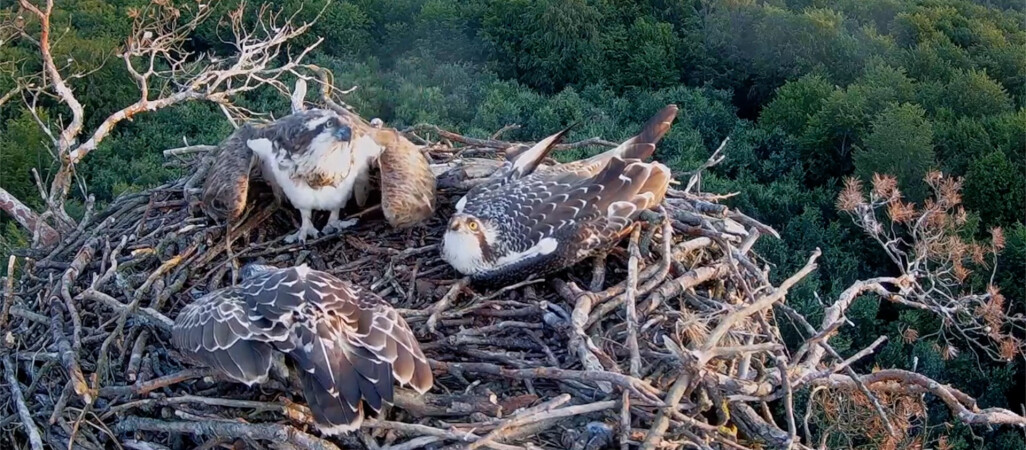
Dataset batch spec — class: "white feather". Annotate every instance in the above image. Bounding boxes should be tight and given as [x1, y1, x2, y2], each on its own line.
[441, 229, 487, 275]
[494, 237, 558, 267]
[248, 133, 381, 213]
[304, 114, 333, 130]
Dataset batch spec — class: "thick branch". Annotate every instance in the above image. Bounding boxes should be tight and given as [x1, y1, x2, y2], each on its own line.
[18, 0, 85, 153]
[813, 369, 1026, 427]
[0, 187, 59, 246]
[114, 416, 339, 450]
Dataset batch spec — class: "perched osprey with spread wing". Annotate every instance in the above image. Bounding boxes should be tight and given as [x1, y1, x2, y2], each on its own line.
[172, 264, 433, 435]
[440, 105, 678, 285]
[200, 108, 436, 242]
[244, 108, 381, 243]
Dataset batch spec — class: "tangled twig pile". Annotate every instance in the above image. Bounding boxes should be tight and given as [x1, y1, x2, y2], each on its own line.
[2, 1, 1024, 449]
[3, 124, 1024, 450]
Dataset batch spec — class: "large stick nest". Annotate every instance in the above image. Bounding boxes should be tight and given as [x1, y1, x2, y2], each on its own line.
[3, 129, 825, 450]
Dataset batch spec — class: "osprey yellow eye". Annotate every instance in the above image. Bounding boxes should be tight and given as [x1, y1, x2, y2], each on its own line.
[467, 221, 478, 231]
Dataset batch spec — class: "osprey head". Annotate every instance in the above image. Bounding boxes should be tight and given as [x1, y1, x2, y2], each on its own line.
[441, 213, 496, 275]
[295, 110, 353, 155]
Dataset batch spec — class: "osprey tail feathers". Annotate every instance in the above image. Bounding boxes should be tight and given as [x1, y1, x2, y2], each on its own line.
[288, 324, 383, 435]
[294, 351, 366, 435]
[597, 104, 679, 162]
[506, 124, 576, 178]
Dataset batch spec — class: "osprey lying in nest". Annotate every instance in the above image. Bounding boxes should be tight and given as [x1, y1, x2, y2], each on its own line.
[441, 105, 678, 285]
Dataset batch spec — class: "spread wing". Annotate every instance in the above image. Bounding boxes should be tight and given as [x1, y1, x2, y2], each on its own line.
[376, 128, 437, 228]
[200, 124, 265, 223]
[171, 283, 280, 386]
[172, 266, 432, 435]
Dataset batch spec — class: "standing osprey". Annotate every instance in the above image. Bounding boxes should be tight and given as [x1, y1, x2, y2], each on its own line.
[172, 264, 433, 435]
[200, 108, 436, 242]
[245, 108, 381, 243]
[440, 105, 678, 285]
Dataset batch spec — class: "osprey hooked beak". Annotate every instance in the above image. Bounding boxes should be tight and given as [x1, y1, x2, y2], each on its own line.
[334, 124, 352, 142]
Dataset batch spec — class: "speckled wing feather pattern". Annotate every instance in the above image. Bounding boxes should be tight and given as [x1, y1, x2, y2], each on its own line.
[456, 105, 678, 284]
[172, 265, 432, 435]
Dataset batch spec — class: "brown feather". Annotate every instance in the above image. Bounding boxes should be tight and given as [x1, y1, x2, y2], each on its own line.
[618, 104, 678, 160]
[552, 104, 678, 178]
[375, 128, 437, 228]
[200, 124, 265, 223]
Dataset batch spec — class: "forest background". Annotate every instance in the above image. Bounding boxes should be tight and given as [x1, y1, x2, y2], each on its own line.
[1, 0, 1023, 448]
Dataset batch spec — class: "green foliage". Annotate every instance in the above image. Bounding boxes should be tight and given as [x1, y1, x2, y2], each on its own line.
[481, 0, 603, 93]
[1, 1, 1024, 445]
[1, 110, 56, 211]
[285, 0, 373, 58]
[853, 103, 935, 202]
[759, 74, 834, 137]
[964, 151, 1026, 227]
[600, 17, 680, 90]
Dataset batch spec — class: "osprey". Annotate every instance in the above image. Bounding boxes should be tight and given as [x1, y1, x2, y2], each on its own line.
[200, 108, 436, 242]
[440, 105, 678, 285]
[245, 108, 381, 243]
[172, 264, 433, 435]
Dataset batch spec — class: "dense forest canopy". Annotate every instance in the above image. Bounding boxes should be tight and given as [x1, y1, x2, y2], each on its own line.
[1, 0, 1023, 448]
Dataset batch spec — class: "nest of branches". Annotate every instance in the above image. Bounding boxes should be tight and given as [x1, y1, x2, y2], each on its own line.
[6, 1, 1022, 449]
[2, 126, 1024, 450]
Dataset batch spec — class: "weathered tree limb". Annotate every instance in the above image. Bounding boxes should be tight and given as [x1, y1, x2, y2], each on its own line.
[0, 187, 59, 246]
[813, 369, 1026, 427]
[3, 355, 45, 450]
[114, 416, 339, 450]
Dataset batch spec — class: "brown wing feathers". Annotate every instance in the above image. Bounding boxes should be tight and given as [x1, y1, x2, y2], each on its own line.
[200, 124, 263, 223]
[375, 128, 437, 228]
[551, 104, 678, 178]
[613, 103, 679, 160]
[171, 266, 432, 436]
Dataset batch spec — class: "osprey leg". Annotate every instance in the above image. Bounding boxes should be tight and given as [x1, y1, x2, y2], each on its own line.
[323, 209, 358, 234]
[285, 208, 319, 243]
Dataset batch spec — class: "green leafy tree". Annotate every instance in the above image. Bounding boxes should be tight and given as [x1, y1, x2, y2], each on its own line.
[853, 103, 935, 202]
[481, 0, 603, 93]
[964, 151, 1026, 227]
[759, 74, 835, 137]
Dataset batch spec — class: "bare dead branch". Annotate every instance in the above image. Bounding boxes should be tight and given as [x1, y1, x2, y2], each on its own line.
[0, 187, 59, 246]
